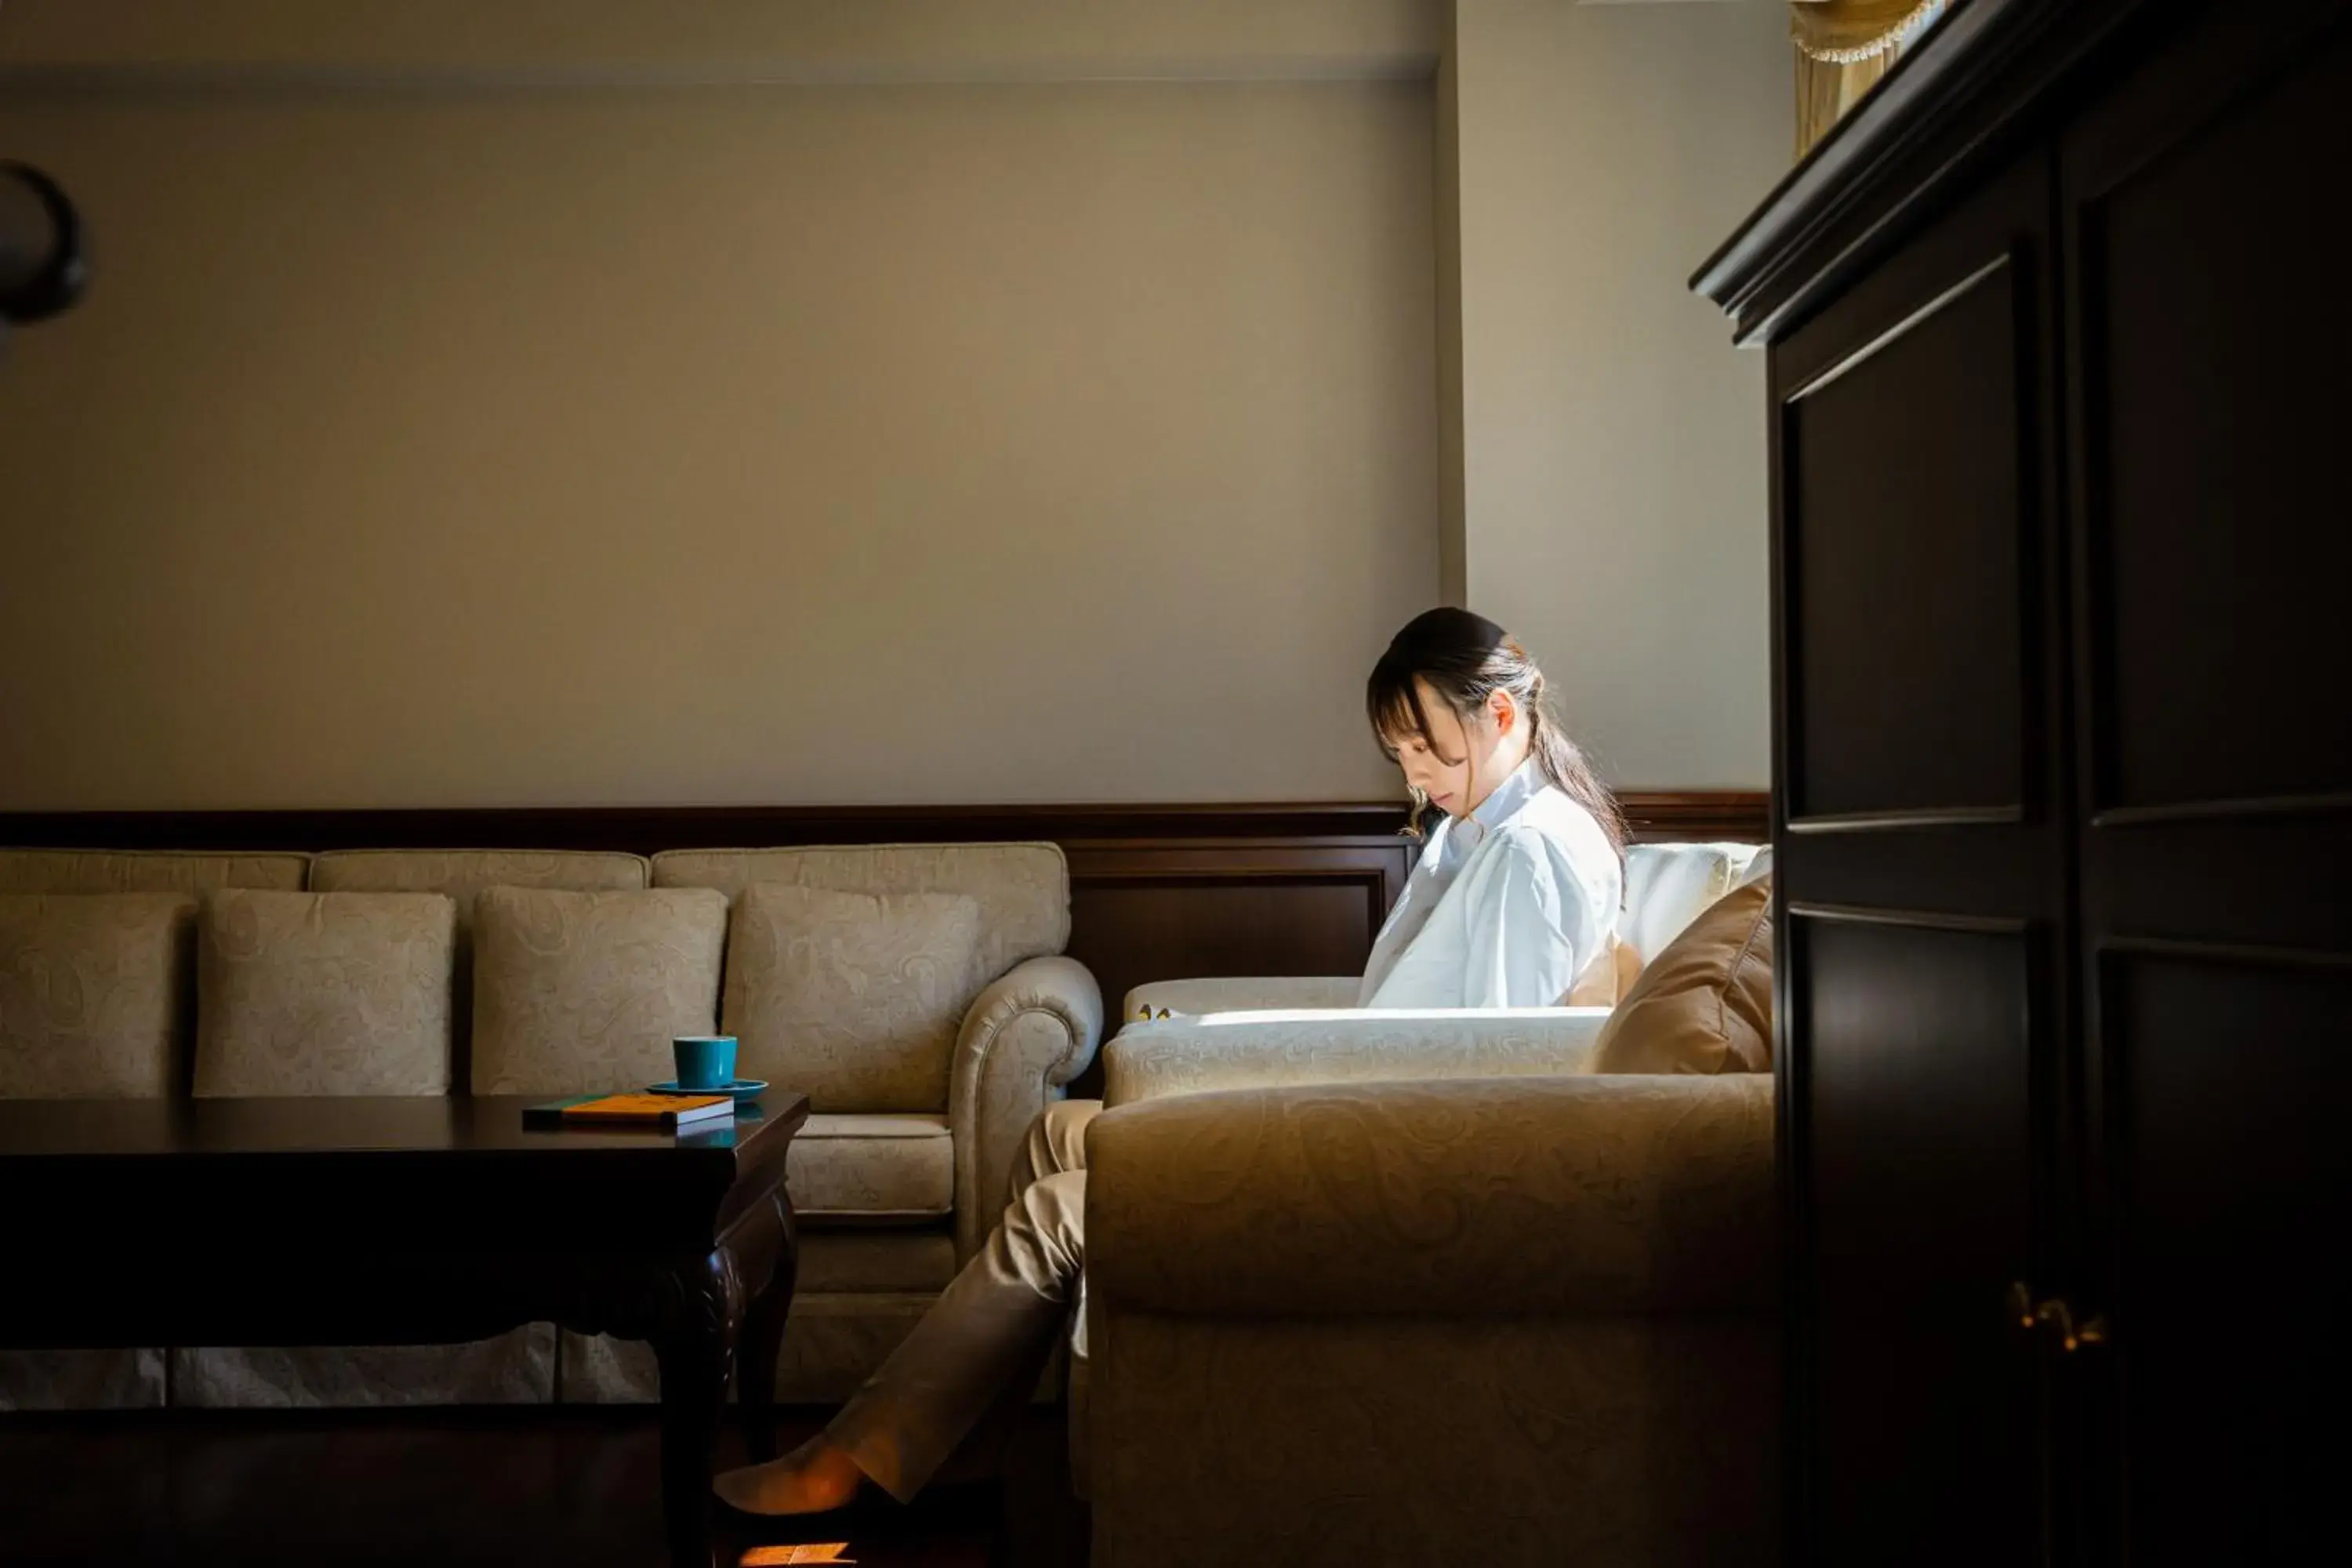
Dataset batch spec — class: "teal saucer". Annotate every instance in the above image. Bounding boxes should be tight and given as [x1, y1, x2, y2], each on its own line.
[646, 1079, 767, 1102]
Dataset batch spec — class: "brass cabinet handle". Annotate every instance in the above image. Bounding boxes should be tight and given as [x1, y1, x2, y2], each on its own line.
[2009, 1283, 2110, 1352]
[2008, 1280, 2038, 1330]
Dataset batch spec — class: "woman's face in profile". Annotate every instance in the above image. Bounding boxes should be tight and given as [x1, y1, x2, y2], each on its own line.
[1392, 677, 1487, 817]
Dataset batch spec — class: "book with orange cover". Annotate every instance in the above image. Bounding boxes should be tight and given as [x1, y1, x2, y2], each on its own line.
[522, 1092, 735, 1131]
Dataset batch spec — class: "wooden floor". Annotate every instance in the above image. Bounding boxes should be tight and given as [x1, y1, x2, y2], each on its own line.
[0, 1407, 1083, 1567]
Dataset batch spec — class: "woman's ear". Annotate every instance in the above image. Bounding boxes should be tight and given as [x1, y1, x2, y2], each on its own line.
[1489, 688, 1515, 735]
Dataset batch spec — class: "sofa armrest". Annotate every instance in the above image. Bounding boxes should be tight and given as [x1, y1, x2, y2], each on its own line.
[1121, 975, 1359, 1022]
[1101, 1007, 1613, 1107]
[1089, 1074, 1775, 1317]
[947, 955, 1104, 1262]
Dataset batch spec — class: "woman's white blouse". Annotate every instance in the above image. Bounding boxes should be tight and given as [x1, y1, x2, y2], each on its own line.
[1356, 759, 1622, 1010]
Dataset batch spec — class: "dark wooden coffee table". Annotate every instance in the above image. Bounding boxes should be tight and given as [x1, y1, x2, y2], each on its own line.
[0, 1091, 808, 1568]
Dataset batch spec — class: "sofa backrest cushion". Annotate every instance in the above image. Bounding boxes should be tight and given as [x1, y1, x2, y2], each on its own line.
[722, 884, 985, 1113]
[1104, 1007, 1613, 1108]
[652, 843, 1068, 982]
[194, 890, 456, 1097]
[1583, 878, 1773, 1076]
[470, 885, 728, 1097]
[0, 893, 197, 1099]
[310, 849, 648, 902]
[310, 851, 651, 1086]
[0, 848, 309, 895]
[1620, 842, 1766, 963]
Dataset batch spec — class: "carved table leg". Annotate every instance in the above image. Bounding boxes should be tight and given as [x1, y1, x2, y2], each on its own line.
[654, 1255, 744, 1568]
[739, 1192, 800, 1464]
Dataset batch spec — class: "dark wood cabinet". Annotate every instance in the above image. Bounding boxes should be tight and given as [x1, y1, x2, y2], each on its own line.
[1697, 2, 2352, 1563]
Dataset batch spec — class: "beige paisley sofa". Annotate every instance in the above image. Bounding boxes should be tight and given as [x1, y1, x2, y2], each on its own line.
[1075, 840, 1777, 1566]
[0, 842, 1101, 1412]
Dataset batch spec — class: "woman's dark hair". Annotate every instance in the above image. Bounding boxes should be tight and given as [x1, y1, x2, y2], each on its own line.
[1367, 607, 1627, 859]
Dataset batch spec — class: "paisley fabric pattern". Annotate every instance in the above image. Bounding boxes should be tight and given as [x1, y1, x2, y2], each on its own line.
[0, 848, 308, 895]
[651, 842, 1069, 983]
[722, 884, 984, 1113]
[172, 1329, 555, 1408]
[1586, 878, 1775, 1076]
[1101, 1007, 1611, 1108]
[468, 887, 726, 1096]
[0, 893, 194, 1099]
[790, 1113, 956, 1218]
[310, 851, 650, 1079]
[1090, 1314, 1778, 1568]
[1084, 1074, 1779, 1566]
[1087, 1076, 1777, 1316]
[949, 955, 1103, 1261]
[194, 891, 455, 1097]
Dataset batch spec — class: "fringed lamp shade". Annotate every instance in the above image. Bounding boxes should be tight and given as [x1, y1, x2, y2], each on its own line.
[1791, 0, 1956, 156]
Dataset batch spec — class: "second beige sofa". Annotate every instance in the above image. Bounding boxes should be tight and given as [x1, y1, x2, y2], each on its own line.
[0, 841, 1102, 1411]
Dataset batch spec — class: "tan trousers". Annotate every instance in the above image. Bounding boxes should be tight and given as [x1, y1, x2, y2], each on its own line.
[829, 1098, 1099, 1502]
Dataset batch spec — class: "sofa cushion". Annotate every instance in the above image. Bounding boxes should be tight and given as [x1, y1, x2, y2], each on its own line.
[723, 884, 985, 1113]
[1584, 879, 1773, 1076]
[0, 848, 307, 894]
[194, 890, 456, 1096]
[310, 850, 648, 900]
[652, 842, 1068, 984]
[0, 888, 194, 1413]
[470, 886, 727, 1096]
[1620, 843, 1766, 964]
[795, 1228, 960, 1292]
[0, 893, 195, 1099]
[311, 850, 652, 1086]
[789, 1112, 956, 1221]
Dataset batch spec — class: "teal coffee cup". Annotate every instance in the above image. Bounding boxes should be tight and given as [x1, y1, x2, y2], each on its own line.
[672, 1035, 739, 1091]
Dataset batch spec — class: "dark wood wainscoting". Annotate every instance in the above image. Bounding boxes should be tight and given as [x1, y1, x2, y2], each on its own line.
[0, 791, 1765, 1038]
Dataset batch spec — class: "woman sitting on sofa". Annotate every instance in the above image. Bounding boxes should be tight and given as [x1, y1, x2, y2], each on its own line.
[714, 605, 1628, 1517]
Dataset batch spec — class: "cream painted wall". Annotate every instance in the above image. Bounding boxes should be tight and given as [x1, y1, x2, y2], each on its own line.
[1454, 0, 1787, 789]
[0, 82, 1438, 808]
[0, 0, 1440, 78]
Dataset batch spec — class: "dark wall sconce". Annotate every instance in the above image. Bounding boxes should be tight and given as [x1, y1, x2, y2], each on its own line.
[0, 161, 90, 347]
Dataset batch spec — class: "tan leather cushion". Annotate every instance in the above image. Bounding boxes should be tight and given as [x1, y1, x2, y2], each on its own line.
[0, 893, 196, 1099]
[1564, 933, 1645, 1008]
[469, 886, 727, 1096]
[1584, 879, 1773, 1076]
[789, 1113, 956, 1221]
[194, 890, 455, 1096]
[723, 883, 985, 1113]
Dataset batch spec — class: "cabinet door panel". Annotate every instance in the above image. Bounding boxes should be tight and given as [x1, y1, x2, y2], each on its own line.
[2065, 13, 2352, 1564]
[1771, 145, 2068, 1567]
[2097, 949, 2350, 1567]
[1795, 913, 2045, 1568]
[1784, 253, 2027, 825]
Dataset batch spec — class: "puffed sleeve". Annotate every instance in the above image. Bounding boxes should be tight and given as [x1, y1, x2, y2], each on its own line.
[1458, 829, 1605, 1009]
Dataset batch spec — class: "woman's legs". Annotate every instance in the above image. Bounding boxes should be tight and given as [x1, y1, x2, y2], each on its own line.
[714, 1098, 1099, 1514]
